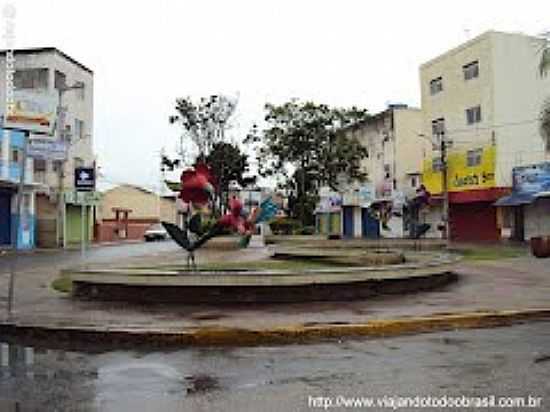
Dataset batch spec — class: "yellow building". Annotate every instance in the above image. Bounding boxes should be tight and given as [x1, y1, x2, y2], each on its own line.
[420, 30, 550, 241]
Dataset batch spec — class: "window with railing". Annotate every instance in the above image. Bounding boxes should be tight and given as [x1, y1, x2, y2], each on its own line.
[463, 61, 479, 80]
[429, 77, 443, 95]
[14, 68, 49, 90]
[466, 106, 482, 125]
[431, 118, 446, 136]
[466, 148, 483, 167]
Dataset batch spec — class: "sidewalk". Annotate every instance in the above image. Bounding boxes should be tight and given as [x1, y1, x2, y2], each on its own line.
[1, 245, 549, 345]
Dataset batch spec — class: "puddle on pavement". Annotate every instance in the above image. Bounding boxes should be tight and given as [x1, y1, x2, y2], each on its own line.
[0, 340, 224, 410]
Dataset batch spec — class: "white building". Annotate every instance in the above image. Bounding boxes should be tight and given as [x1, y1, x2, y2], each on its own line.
[0, 48, 94, 247]
[316, 104, 429, 239]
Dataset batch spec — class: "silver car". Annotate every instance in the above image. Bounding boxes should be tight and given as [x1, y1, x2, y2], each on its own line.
[144, 223, 169, 241]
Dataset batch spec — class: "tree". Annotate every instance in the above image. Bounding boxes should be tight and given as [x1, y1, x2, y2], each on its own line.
[540, 98, 550, 152]
[538, 33, 550, 151]
[245, 100, 370, 224]
[539, 32, 550, 77]
[169, 94, 238, 160]
[198, 142, 255, 215]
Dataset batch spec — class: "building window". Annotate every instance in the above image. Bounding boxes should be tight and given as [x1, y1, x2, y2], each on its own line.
[411, 176, 417, 187]
[466, 148, 483, 167]
[429, 77, 443, 95]
[11, 148, 20, 163]
[74, 119, 84, 140]
[431, 118, 446, 136]
[463, 61, 479, 80]
[466, 106, 482, 125]
[14, 68, 48, 90]
[78, 83, 85, 100]
[432, 157, 443, 172]
[34, 158, 46, 172]
[54, 70, 67, 90]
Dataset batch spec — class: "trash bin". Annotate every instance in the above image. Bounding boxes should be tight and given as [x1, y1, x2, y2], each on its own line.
[530, 236, 550, 258]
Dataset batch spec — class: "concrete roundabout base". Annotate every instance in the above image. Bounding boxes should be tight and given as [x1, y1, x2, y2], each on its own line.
[63, 251, 460, 304]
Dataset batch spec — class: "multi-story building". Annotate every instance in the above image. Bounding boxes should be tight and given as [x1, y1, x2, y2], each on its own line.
[316, 104, 428, 238]
[420, 31, 550, 241]
[0, 47, 94, 248]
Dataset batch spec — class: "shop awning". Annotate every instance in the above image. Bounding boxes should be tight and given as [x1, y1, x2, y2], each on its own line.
[494, 192, 534, 206]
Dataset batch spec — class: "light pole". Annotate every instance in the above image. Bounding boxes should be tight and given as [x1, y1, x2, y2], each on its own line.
[418, 130, 452, 247]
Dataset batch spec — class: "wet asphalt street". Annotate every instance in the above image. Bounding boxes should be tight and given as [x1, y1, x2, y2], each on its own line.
[0, 241, 181, 274]
[0, 322, 548, 412]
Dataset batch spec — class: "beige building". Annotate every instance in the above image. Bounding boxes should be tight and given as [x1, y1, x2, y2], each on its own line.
[419, 30, 550, 241]
[96, 185, 179, 242]
[351, 105, 427, 200]
[316, 105, 428, 238]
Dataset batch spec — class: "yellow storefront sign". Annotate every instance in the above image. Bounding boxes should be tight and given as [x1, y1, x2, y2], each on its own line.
[422, 145, 496, 194]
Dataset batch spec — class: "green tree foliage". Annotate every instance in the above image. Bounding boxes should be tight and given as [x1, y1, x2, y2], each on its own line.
[540, 98, 550, 152]
[198, 142, 255, 214]
[539, 35, 550, 77]
[246, 100, 370, 224]
[169, 94, 238, 158]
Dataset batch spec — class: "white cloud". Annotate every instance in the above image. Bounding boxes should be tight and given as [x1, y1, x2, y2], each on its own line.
[7, 0, 550, 188]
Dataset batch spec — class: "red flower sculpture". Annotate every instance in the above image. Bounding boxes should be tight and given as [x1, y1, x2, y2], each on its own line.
[180, 163, 216, 205]
[218, 197, 254, 236]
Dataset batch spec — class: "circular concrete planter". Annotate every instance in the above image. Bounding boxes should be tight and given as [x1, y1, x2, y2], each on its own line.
[65, 252, 460, 304]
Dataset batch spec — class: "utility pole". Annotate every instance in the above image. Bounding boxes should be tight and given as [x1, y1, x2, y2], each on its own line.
[56, 82, 84, 249]
[417, 129, 452, 246]
[439, 130, 451, 248]
[7, 130, 29, 319]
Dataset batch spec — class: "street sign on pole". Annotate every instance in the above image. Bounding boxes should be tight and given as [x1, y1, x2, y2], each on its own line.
[74, 167, 95, 192]
[27, 138, 68, 161]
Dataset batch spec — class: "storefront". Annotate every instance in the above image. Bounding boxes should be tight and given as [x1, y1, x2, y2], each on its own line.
[0, 188, 13, 246]
[63, 191, 98, 246]
[495, 162, 550, 241]
[423, 145, 508, 241]
[315, 190, 342, 237]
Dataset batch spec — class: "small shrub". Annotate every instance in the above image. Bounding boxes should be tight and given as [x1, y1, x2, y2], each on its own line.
[269, 218, 302, 235]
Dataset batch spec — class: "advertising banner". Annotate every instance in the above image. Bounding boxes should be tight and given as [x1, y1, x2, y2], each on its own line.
[422, 145, 496, 194]
[27, 138, 67, 161]
[512, 162, 550, 195]
[3, 91, 58, 135]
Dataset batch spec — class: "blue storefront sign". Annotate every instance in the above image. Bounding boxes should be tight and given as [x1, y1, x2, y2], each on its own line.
[495, 162, 550, 206]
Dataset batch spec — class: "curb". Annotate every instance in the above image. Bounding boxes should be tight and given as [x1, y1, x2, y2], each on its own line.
[1, 308, 550, 349]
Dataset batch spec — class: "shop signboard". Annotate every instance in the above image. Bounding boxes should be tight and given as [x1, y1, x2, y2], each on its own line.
[3, 91, 58, 135]
[422, 145, 496, 194]
[27, 138, 67, 161]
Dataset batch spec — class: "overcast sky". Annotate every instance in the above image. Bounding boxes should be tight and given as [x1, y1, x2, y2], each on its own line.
[6, 0, 550, 191]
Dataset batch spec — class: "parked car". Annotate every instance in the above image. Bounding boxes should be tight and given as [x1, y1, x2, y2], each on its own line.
[144, 223, 169, 241]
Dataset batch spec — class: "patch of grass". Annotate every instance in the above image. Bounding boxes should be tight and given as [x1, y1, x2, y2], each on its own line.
[51, 276, 73, 293]
[453, 246, 527, 261]
[200, 259, 334, 271]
